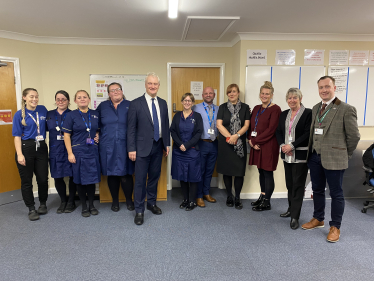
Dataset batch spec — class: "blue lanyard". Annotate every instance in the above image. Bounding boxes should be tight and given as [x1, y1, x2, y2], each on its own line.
[78, 109, 91, 137]
[55, 109, 67, 135]
[203, 102, 215, 128]
[254, 103, 271, 132]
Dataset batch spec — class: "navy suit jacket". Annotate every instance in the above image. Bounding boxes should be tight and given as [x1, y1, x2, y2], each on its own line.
[127, 94, 170, 157]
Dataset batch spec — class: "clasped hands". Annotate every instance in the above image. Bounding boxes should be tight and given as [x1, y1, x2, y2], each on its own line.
[226, 134, 239, 145]
[281, 144, 293, 156]
[248, 139, 260, 150]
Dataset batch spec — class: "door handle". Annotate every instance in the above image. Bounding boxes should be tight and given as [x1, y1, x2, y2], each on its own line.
[173, 103, 177, 113]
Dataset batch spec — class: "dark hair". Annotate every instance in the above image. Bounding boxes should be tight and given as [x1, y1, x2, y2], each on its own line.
[226, 84, 240, 95]
[107, 82, 122, 93]
[55, 90, 70, 101]
[318, 76, 335, 85]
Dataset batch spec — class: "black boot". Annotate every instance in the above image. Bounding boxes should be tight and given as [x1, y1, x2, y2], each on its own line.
[251, 194, 264, 206]
[290, 218, 299, 230]
[234, 197, 243, 210]
[252, 198, 271, 211]
[226, 196, 234, 207]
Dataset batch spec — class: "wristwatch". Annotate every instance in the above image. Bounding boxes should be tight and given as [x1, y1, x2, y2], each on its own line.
[237, 133, 241, 137]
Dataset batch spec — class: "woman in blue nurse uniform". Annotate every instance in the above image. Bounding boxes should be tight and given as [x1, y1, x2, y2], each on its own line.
[46, 90, 77, 214]
[62, 90, 101, 217]
[96, 82, 134, 212]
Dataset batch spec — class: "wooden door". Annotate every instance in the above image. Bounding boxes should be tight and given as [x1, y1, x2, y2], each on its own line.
[171, 67, 220, 181]
[0, 62, 21, 193]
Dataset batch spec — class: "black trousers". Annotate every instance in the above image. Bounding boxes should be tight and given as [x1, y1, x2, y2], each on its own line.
[15, 139, 49, 209]
[283, 162, 309, 219]
[258, 168, 275, 200]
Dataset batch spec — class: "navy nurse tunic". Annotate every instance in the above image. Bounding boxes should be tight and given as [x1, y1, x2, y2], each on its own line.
[61, 109, 101, 185]
[46, 109, 73, 179]
[96, 100, 134, 176]
[171, 112, 202, 182]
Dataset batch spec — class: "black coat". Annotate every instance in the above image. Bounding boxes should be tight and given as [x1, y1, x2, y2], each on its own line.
[276, 108, 312, 161]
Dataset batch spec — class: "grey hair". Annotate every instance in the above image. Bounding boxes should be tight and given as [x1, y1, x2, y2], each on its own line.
[286, 87, 303, 101]
[145, 72, 160, 84]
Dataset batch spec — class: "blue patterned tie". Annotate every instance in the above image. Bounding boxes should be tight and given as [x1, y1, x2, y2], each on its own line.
[152, 98, 160, 141]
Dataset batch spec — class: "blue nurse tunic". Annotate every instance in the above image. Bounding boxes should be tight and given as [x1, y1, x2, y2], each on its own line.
[171, 112, 201, 182]
[47, 109, 73, 179]
[61, 109, 101, 185]
[96, 100, 134, 176]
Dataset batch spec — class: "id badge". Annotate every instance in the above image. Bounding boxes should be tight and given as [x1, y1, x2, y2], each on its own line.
[251, 131, 257, 137]
[35, 135, 44, 141]
[86, 138, 94, 145]
[57, 135, 64, 141]
[315, 128, 323, 135]
[208, 129, 214, 135]
[288, 136, 293, 141]
[56, 126, 60, 131]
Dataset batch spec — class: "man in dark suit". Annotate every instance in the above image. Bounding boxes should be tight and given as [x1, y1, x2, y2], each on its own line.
[302, 76, 360, 242]
[127, 72, 170, 225]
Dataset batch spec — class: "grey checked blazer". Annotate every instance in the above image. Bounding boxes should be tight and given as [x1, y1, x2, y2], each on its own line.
[307, 98, 360, 170]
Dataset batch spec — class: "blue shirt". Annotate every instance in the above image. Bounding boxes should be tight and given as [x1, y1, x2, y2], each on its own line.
[192, 102, 219, 140]
[12, 105, 48, 140]
[47, 108, 71, 155]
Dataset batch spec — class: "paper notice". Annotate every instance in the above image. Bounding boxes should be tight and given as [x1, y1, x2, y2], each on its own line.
[369, 51, 374, 66]
[275, 50, 295, 65]
[191, 81, 204, 99]
[328, 67, 348, 98]
[349, 50, 369, 65]
[0, 109, 12, 125]
[329, 50, 349, 65]
[304, 49, 324, 65]
[247, 49, 267, 65]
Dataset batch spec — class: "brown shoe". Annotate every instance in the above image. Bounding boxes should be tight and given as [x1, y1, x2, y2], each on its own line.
[301, 218, 324, 230]
[203, 195, 216, 203]
[327, 226, 340, 243]
[196, 198, 205, 208]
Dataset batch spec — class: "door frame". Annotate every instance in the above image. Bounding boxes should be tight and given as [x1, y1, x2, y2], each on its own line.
[166, 62, 225, 190]
[0, 56, 22, 110]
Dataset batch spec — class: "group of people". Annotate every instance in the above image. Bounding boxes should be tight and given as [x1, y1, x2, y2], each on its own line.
[12, 73, 360, 243]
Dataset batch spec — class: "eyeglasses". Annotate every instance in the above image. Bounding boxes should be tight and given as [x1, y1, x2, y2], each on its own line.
[56, 99, 68, 103]
[183, 100, 193, 103]
[109, 88, 122, 93]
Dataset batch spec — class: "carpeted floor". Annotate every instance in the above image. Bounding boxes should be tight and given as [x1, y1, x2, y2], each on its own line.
[0, 188, 373, 281]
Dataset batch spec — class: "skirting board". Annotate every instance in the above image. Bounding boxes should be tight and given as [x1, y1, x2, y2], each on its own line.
[240, 192, 288, 199]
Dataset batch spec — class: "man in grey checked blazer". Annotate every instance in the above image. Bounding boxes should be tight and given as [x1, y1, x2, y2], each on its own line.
[301, 76, 360, 243]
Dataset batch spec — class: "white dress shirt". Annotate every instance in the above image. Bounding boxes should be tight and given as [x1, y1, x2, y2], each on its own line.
[144, 93, 162, 137]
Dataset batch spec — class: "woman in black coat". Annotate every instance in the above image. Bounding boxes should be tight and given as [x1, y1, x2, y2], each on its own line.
[276, 88, 312, 230]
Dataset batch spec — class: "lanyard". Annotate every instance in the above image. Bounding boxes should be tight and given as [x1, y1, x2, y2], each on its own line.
[28, 112, 40, 135]
[78, 109, 91, 137]
[203, 102, 215, 128]
[254, 103, 271, 132]
[288, 108, 301, 135]
[317, 106, 331, 126]
[55, 110, 67, 135]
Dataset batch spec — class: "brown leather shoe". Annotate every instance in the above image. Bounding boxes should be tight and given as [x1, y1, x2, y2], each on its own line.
[327, 226, 340, 243]
[196, 198, 205, 208]
[203, 195, 216, 203]
[301, 218, 324, 230]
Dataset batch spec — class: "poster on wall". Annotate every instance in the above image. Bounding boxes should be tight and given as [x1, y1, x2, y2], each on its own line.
[247, 49, 267, 65]
[369, 51, 374, 66]
[328, 67, 348, 98]
[90, 74, 146, 109]
[0, 109, 12, 125]
[349, 50, 369, 66]
[275, 50, 295, 65]
[304, 49, 324, 65]
[191, 81, 203, 99]
[329, 50, 349, 65]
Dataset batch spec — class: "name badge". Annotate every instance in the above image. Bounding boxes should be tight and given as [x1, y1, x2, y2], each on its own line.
[289, 136, 293, 141]
[208, 129, 214, 135]
[251, 131, 257, 137]
[315, 128, 323, 135]
[35, 135, 44, 141]
[57, 135, 64, 141]
[56, 126, 60, 131]
[86, 138, 94, 145]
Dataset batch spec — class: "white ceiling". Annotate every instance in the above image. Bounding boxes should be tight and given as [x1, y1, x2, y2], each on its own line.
[1, 0, 374, 46]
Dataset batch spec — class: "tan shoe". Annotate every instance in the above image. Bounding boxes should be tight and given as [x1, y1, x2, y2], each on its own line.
[203, 195, 216, 203]
[196, 198, 205, 208]
[327, 226, 340, 243]
[301, 218, 324, 230]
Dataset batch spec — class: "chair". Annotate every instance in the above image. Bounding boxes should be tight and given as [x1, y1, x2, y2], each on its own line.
[361, 166, 374, 213]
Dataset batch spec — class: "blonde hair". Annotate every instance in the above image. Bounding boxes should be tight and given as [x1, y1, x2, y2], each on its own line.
[226, 84, 240, 95]
[260, 81, 274, 95]
[21, 88, 38, 126]
[74, 90, 90, 100]
[181, 93, 195, 103]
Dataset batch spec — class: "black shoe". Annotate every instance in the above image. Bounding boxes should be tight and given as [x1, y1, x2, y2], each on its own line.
[290, 218, 299, 230]
[235, 197, 243, 210]
[28, 210, 40, 221]
[126, 202, 135, 211]
[280, 211, 291, 218]
[81, 209, 90, 217]
[111, 204, 120, 212]
[180, 199, 189, 209]
[134, 213, 144, 225]
[38, 204, 48, 215]
[90, 207, 99, 215]
[226, 196, 234, 207]
[56, 202, 67, 214]
[147, 204, 162, 215]
[252, 199, 271, 211]
[251, 194, 264, 206]
[64, 202, 76, 213]
[185, 202, 196, 211]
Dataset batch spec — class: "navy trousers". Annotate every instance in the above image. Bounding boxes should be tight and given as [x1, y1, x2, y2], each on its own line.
[197, 140, 218, 198]
[308, 152, 345, 228]
[134, 139, 163, 213]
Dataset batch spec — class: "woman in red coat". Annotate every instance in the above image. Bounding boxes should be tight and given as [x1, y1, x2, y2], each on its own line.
[248, 81, 281, 211]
